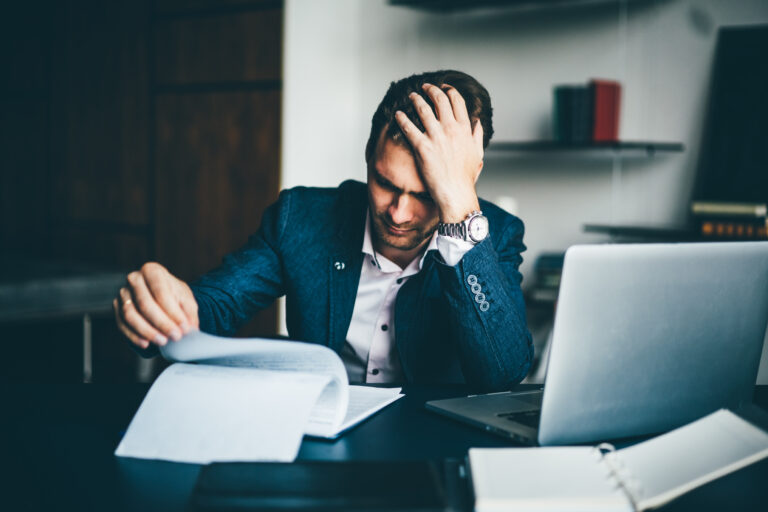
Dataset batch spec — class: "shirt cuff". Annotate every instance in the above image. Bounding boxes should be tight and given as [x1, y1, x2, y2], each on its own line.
[436, 235, 475, 266]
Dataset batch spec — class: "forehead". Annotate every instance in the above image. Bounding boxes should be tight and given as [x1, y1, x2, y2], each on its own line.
[370, 130, 427, 194]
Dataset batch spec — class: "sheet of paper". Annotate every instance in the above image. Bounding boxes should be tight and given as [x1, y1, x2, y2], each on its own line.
[306, 386, 403, 439]
[115, 363, 331, 464]
[160, 331, 350, 432]
[469, 447, 631, 512]
[161, 330, 348, 378]
[617, 409, 768, 509]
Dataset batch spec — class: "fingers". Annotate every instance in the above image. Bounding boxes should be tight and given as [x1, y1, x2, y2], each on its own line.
[422, 83, 454, 123]
[142, 268, 191, 335]
[407, 91, 441, 135]
[117, 287, 168, 346]
[126, 269, 183, 344]
[178, 286, 200, 329]
[114, 298, 149, 349]
[394, 110, 426, 151]
[442, 85, 470, 125]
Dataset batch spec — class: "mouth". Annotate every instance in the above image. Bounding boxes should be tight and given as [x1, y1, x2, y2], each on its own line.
[383, 220, 414, 236]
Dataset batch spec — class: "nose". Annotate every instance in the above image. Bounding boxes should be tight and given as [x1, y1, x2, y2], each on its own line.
[388, 194, 414, 226]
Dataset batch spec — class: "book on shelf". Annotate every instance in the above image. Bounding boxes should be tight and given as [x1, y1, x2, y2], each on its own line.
[553, 79, 621, 144]
[527, 252, 565, 304]
[699, 219, 768, 239]
[554, 85, 593, 144]
[691, 201, 767, 218]
[690, 201, 768, 239]
[591, 79, 621, 142]
[114, 331, 403, 464]
[469, 409, 768, 512]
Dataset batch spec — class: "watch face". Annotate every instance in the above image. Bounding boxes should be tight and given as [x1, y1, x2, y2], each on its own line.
[468, 215, 489, 243]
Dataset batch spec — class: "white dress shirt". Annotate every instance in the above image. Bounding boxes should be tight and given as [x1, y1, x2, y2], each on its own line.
[341, 210, 474, 384]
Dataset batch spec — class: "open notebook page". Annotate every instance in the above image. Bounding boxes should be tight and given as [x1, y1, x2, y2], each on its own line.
[469, 447, 632, 512]
[616, 409, 768, 510]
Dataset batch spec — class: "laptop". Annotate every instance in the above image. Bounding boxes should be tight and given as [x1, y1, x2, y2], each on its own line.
[426, 242, 768, 446]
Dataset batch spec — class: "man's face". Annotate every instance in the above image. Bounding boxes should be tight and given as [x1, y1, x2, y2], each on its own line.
[367, 133, 439, 258]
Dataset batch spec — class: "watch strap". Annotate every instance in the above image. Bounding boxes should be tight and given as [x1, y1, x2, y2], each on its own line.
[437, 210, 483, 242]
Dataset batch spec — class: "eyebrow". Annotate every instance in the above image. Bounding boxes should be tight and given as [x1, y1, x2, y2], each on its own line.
[373, 168, 432, 201]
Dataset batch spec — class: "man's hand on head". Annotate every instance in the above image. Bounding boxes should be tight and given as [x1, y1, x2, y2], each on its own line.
[394, 83, 484, 223]
[113, 262, 199, 350]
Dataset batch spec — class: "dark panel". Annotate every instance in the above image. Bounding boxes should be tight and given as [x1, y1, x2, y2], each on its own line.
[693, 25, 768, 204]
[0, 3, 55, 95]
[154, 8, 282, 84]
[0, 99, 51, 255]
[52, 227, 151, 271]
[0, 3, 58, 257]
[154, 0, 281, 15]
[51, 0, 150, 227]
[92, 317, 142, 383]
[155, 91, 280, 335]
[1, 319, 82, 382]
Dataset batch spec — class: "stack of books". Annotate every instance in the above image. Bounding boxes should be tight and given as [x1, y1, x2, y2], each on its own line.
[691, 201, 768, 240]
[528, 252, 565, 304]
[553, 79, 621, 144]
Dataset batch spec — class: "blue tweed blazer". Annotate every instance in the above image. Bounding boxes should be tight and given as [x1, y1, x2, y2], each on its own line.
[191, 180, 533, 392]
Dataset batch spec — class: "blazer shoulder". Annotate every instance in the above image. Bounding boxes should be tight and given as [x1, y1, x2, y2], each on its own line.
[271, 180, 367, 246]
[479, 197, 525, 242]
[278, 180, 366, 217]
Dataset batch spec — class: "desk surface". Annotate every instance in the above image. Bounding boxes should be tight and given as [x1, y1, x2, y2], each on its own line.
[2, 383, 767, 511]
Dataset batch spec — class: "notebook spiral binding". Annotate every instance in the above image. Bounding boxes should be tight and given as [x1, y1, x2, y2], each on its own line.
[592, 442, 642, 512]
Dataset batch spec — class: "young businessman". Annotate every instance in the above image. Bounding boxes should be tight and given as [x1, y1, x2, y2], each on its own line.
[114, 70, 533, 392]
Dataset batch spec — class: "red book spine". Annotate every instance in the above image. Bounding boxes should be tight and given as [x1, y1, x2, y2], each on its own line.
[591, 80, 621, 142]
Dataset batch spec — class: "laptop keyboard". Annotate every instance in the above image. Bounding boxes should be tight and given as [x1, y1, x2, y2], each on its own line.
[497, 410, 541, 429]
[510, 391, 543, 407]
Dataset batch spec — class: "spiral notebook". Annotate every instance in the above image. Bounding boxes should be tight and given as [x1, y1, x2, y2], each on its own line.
[468, 409, 768, 512]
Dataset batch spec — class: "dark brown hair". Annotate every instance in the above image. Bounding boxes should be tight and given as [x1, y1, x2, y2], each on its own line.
[365, 70, 494, 163]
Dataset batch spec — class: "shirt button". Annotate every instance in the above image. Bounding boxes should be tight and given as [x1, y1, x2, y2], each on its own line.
[396, 278, 403, 284]
[381, 324, 388, 331]
[371, 369, 380, 375]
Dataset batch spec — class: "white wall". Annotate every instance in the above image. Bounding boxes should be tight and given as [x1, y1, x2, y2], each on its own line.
[282, 0, 768, 381]
[283, 0, 768, 278]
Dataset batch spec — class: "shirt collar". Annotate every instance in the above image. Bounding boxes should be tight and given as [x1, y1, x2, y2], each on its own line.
[362, 209, 437, 272]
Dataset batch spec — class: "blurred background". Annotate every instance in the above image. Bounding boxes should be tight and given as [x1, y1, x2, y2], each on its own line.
[1, 0, 767, 384]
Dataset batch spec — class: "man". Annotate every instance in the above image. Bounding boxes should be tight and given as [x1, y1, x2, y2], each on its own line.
[114, 70, 532, 392]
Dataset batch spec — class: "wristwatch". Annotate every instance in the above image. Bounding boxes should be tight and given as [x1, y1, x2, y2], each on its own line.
[437, 210, 489, 244]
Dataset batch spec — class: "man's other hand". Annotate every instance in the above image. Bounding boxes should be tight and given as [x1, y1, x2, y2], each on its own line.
[394, 82, 484, 223]
[113, 262, 199, 350]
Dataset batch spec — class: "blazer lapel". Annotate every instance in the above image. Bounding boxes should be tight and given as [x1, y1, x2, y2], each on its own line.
[328, 251, 363, 353]
[327, 181, 367, 353]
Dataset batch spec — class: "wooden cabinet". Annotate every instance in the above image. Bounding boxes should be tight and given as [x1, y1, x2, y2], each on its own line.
[0, 0, 284, 381]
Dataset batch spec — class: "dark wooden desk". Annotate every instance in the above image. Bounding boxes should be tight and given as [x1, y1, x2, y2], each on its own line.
[2, 384, 767, 511]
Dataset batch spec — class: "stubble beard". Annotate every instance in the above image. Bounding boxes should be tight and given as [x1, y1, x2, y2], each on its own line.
[371, 211, 438, 253]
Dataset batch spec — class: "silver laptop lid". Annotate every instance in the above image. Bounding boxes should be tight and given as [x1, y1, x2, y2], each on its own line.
[539, 242, 768, 445]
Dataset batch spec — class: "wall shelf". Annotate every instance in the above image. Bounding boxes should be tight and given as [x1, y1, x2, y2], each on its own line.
[583, 223, 697, 241]
[389, 0, 637, 14]
[487, 141, 684, 157]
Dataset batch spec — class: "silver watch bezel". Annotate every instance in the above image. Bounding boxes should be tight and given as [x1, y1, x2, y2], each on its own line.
[466, 213, 489, 243]
[437, 210, 489, 244]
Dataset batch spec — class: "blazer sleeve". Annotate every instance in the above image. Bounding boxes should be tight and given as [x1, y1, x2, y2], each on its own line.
[190, 189, 292, 336]
[433, 215, 533, 392]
